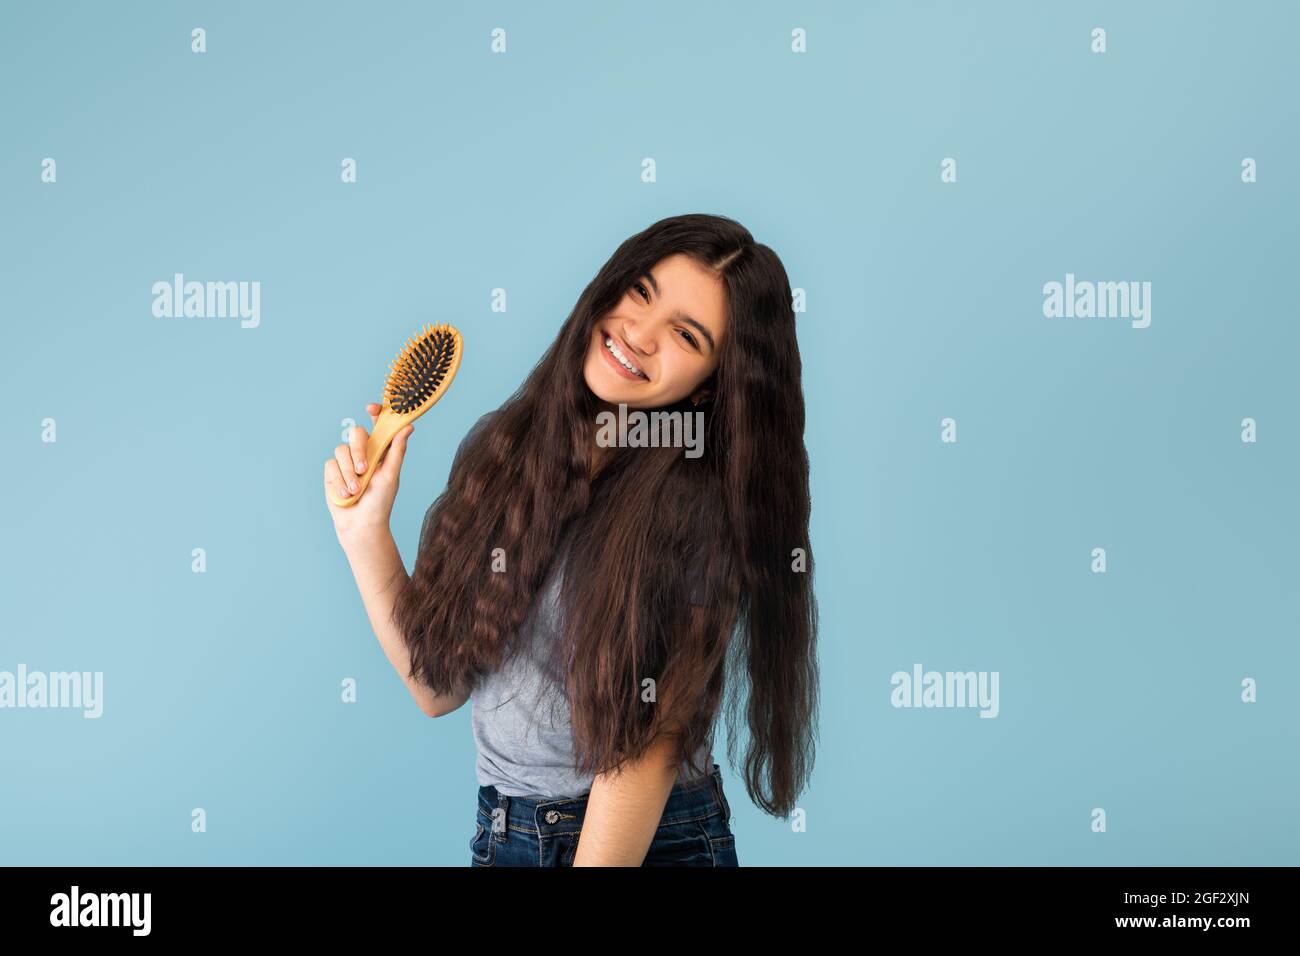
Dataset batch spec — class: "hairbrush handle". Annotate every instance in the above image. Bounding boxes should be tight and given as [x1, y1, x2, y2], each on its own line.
[328, 406, 410, 508]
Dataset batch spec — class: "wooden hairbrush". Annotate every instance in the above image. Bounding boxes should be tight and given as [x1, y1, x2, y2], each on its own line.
[330, 322, 463, 508]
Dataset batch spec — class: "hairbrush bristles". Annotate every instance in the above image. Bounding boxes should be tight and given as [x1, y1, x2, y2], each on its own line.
[329, 321, 463, 509]
[384, 323, 459, 414]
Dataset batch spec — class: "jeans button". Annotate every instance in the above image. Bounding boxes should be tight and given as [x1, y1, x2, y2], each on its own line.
[544, 810, 559, 824]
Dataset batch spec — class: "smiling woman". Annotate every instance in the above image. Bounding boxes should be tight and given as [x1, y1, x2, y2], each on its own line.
[327, 212, 818, 867]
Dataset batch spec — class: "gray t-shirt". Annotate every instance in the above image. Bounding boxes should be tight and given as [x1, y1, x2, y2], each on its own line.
[448, 413, 714, 799]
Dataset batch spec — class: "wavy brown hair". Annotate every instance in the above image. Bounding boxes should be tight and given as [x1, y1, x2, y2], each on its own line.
[392, 213, 818, 817]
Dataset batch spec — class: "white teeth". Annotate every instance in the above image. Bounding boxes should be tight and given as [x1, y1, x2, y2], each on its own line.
[604, 336, 645, 377]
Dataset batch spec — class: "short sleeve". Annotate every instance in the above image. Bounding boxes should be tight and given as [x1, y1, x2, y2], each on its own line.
[450, 410, 499, 473]
[419, 410, 498, 542]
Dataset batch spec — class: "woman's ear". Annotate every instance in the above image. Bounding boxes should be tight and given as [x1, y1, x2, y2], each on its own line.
[689, 375, 715, 406]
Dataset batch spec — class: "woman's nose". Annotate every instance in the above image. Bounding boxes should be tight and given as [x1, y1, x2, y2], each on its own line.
[623, 322, 657, 355]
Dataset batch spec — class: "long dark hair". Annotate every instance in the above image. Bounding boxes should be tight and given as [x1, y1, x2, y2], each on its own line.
[392, 213, 817, 817]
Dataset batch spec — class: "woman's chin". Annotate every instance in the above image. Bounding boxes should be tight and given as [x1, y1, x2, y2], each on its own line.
[584, 362, 639, 407]
[585, 381, 633, 407]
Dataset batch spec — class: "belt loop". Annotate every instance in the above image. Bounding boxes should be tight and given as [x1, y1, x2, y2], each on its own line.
[710, 768, 730, 824]
[494, 791, 510, 842]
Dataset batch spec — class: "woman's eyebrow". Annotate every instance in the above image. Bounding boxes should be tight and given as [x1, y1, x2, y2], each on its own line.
[678, 314, 716, 352]
[644, 269, 717, 352]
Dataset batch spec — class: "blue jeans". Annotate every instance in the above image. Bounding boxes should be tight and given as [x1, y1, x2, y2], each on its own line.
[470, 762, 739, 866]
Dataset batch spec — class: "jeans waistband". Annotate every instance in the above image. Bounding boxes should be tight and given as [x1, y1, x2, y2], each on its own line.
[477, 763, 730, 838]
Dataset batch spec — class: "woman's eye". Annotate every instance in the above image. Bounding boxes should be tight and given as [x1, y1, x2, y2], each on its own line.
[632, 282, 650, 302]
[678, 329, 698, 349]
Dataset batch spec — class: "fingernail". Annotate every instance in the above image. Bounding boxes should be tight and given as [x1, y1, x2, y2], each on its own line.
[355, 459, 366, 472]
[349, 480, 359, 493]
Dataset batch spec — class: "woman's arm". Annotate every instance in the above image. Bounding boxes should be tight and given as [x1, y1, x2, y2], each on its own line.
[327, 408, 470, 719]
[571, 731, 680, 866]
[339, 527, 470, 718]
[572, 605, 715, 865]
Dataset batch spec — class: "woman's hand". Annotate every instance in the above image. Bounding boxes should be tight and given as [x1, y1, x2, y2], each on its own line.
[324, 402, 414, 545]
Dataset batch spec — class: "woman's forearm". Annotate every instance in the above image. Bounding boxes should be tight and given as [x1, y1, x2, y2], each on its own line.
[572, 733, 680, 866]
[339, 528, 465, 717]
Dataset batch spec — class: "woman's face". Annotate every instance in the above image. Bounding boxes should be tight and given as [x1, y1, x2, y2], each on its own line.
[583, 253, 728, 410]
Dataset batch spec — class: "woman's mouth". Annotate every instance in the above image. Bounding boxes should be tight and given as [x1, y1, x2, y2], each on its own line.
[600, 333, 648, 380]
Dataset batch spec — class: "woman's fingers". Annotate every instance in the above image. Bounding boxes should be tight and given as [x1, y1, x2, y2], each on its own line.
[323, 458, 351, 501]
[334, 443, 360, 495]
[366, 402, 381, 426]
[348, 424, 369, 474]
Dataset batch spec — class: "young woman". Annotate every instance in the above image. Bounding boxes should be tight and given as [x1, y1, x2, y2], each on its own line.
[323, 213, 818, 866]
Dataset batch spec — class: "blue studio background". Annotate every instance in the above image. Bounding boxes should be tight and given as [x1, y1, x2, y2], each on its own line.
[2, 1, 1296, 865]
